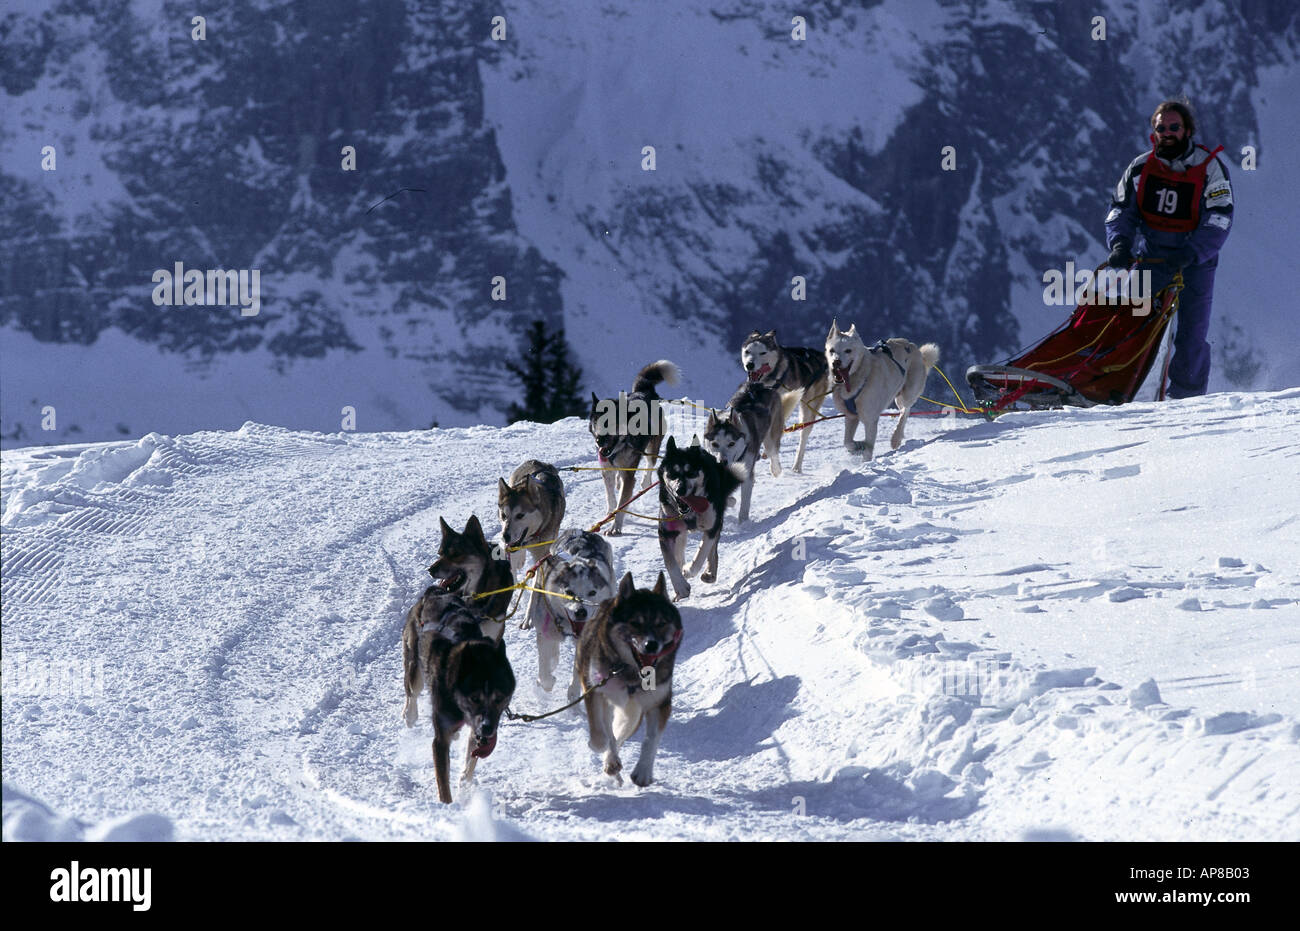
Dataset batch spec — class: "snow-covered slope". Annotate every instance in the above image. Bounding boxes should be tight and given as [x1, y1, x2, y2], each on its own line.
[3, 391, 1298, 840]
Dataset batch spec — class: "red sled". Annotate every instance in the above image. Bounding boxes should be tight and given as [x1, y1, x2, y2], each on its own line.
[967, 262, 1183, 412]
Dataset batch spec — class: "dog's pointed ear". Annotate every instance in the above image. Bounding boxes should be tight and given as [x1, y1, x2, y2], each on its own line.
[497, 477, 510, 500]
[706, 408, 717, 427]
[847, 323, 858, 338]
[653, 572, 668, 598]
[617, 571, 636, 602]
[828, 318, 839, 339]
[438, 515, 455, 538]
[590, 392, 600, 411]
[745, 330, 761, 342]
[764, 329, 776, 341]
[666, 435, 677, 454]
[465, 514, 486, 544]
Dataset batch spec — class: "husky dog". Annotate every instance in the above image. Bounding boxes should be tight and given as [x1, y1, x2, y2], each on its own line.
[401, 587, 516, 804]
[498, 460, 566, 574]
[588, 360, 680, 535]
[740, 330, 830, 474]
[576, 571, 683, 787]
[524, 529, 617, 700]
[426, 514, 513, 641]
[825, 320, 939, 461]
[702, 381, 783, 523]
[656, 436, 744, 602]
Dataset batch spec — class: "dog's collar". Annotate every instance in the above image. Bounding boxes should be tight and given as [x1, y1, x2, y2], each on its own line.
[632, 628, 683, 668]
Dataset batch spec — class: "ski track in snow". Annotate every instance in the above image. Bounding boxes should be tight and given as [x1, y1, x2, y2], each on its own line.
[3, 393, 1299, 841]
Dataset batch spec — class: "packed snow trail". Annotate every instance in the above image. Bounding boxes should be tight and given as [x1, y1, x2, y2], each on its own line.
[3, 392, 1298, 840]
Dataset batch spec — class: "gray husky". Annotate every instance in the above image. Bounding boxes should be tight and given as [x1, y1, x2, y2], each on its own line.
[657, 436, 744, 602]
[588, 360, 680, 535]
[577, 571, 683, 787]
[702, 380, 783, 523]
[524, 528, 617, 700]
[401, 587, 516, 804]
[740, 329, 830, 474]
[498, 460, 566, 574]
[825, 320, 939, 461]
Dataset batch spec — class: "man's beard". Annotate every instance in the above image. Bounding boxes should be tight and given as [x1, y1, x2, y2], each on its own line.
[1156, 136, 1188, 159]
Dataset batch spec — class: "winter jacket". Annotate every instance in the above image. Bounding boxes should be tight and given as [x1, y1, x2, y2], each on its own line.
[1105, 139, 1233, 266]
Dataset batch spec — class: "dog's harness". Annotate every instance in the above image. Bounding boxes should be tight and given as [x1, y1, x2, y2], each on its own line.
[869, 339, 906, 377]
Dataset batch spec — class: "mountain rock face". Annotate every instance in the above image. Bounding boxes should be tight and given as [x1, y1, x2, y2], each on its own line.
[2, 0, 1296, 446]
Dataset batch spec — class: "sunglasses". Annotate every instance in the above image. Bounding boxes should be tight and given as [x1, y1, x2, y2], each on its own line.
[1155, 123, 1183, 133]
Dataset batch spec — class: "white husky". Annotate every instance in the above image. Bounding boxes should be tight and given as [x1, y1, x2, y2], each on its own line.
[825, 320, 939, 461]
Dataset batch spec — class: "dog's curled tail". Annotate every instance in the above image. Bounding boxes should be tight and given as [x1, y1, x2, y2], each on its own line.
[918, 343, 940, 371]
[635, 360, 681, 393]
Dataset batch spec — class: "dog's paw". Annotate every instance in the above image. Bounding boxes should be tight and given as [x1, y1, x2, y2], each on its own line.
[701, 570, 716, 583]
[519, 617, 534, 631]
[402, 701, 417, 728]
[604, 527, 622, 537]
[672, 589, 690, 603]
[537, 674, 556, 693]
[631, 764, 654, 787]
[603, 753, 623, 778]
[770, 461, 782, 477]
[567, 682, 583, 703]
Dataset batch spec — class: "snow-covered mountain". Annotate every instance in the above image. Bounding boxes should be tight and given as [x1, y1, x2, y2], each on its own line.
[3, 392, 1297, 840]
[2, 0, 1298, 447]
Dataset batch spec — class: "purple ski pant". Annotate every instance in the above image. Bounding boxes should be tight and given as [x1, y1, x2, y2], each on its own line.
[1150, 260, 1217, 399]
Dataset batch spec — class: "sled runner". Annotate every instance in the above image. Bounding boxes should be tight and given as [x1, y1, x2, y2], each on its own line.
[966, 261, 1183, 412]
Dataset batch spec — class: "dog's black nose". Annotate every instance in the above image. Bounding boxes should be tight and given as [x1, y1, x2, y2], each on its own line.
[644, 641, 658, 654]
[575, 607, 587, 620]
[745, 361, 753, 370]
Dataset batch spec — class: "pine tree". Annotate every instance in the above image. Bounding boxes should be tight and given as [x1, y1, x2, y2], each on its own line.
[505, 320, 584, 424]
[505, 320, 550, 424]
[543, 326, 586, 421]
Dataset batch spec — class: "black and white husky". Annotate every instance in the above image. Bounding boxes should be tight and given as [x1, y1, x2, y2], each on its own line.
[740, 329, 830, 474]
[588, 360, 680, 535]
[524, 529, 617, 700]
[702, 380, 782, 523]
[656, 436, 743, 602]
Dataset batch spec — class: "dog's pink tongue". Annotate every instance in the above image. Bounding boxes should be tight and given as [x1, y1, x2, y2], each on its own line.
[471, 734, 497, 759]
[683, 495, 710, 513]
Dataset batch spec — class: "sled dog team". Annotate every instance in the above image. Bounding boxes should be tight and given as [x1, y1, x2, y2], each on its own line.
[403, 323, 939, 802]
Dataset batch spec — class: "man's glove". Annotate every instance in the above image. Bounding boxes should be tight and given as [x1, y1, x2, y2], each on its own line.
[1106, 241, 1134, 269]
[1166, 245, 1196, 271]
